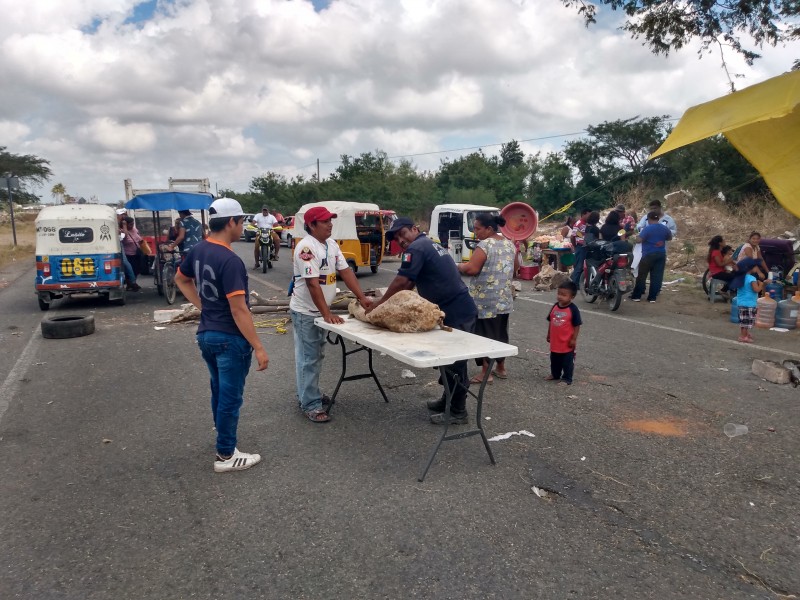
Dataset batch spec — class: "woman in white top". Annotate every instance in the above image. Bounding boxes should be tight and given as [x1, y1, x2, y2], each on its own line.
[736, 231, 768, 279]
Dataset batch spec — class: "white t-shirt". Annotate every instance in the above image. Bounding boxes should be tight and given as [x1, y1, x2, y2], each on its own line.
[289, 236, 348, 315]
[253, 213, 277, 229]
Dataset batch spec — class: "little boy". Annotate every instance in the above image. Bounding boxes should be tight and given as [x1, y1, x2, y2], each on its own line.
[546, 281, 583, 385]
[737, 264, 763, 343]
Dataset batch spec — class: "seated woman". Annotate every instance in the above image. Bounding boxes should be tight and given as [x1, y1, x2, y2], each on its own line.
[707, 235, 737, 291]
[736, 231, 769, 279]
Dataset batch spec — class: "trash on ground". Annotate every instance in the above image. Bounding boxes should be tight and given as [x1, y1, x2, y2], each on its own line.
[400, 369, 416, 379]
[580, 456, 586, 461]
[154, 326, 166, 331]
[769, 327, 790, 332]
[532, 486, 550, 499]
[102, 438, 113, 444]
[717, 367, 729, 371]
[488, 430, 535, 441]
[724, 423, 749, 437]
[663, 278, 685, 286]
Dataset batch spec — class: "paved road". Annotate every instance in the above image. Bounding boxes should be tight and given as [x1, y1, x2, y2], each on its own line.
[0, 242, 798, 599]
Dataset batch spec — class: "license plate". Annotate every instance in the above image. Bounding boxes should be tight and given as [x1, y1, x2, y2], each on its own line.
[60, 257, 95, 277]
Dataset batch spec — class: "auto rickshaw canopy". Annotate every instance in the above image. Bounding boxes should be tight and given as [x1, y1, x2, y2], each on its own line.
[125, 191, 214, 211]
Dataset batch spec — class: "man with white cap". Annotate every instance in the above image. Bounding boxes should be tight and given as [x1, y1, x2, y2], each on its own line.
[175, 197, 268, 473]
[289, 206, 372, 423]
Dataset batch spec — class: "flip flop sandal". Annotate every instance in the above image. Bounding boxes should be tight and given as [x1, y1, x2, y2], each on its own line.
[305, 409, 330, 423]
[469, 375, 493, 385]
[491, 370, 508, 379]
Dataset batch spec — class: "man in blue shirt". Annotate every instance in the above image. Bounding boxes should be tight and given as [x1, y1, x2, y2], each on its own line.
[175, 198, 269, 473]
[366, 217, 478, 424]
[631, 210, 673, 303]
[167, 210, 204, 256]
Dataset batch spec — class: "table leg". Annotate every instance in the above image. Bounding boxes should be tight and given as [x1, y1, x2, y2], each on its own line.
[326, 333, 389, 405]
[418, 362, 496, 482]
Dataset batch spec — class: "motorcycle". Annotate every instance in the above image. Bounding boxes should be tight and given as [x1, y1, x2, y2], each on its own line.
[581, 240, 633, 311]
[257, 227, 277, 273]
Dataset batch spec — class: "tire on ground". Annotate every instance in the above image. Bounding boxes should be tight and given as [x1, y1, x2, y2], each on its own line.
[41, 314, 96, 339]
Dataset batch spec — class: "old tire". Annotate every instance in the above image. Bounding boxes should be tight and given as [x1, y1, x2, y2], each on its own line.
[41, 314, 95, 339]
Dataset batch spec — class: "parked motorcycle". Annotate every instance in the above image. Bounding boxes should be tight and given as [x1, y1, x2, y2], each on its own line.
[257, 227, 277, 273]
[581, 240, 633, 311]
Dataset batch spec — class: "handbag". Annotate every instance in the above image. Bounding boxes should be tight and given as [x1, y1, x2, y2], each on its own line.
[138, 239, 152, 255]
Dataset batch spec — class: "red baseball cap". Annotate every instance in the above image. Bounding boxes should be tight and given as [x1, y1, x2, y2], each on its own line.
[303, 206, 337, 225]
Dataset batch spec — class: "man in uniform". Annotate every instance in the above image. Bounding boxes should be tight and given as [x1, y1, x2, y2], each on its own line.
[289, 206, 372, 423]
[175, 198, 268, 473]
[366, 217, 478, 424]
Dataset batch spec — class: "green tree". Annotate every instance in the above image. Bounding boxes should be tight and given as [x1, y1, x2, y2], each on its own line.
[51, 182, 66, 205]
[0, 146, 53, 205]
[526, 152, 576, 217]
[562, 1, 799, 66]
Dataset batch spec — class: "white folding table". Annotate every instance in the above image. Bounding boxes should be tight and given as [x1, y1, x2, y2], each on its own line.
[315, 317, 518, 481]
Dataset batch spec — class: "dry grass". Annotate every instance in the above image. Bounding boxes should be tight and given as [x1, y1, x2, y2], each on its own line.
[0, 213, 37, 270]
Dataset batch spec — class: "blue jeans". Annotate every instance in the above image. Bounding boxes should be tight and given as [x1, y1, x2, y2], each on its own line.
[196, 331, 253, 456]
[291, 310, 327, 412]
[632, 252, 666, 301]
[570, 245, 586, 285]
[121, 252, 135, 284]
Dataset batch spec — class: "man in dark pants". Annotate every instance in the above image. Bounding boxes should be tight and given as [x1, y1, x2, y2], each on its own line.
[366, 217, 478, 424]
[175, 198, 269, 473]
[631, 210, 673, 303]
[570, 208, 591, 285]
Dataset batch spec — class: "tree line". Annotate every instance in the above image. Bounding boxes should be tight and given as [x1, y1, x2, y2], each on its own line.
[225, 115, 768, 221]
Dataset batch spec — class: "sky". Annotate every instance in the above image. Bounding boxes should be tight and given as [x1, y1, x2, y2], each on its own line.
[0, 0, 795, 204]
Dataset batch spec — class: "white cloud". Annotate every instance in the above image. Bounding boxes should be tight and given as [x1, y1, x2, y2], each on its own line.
[0, 0, 794, 202]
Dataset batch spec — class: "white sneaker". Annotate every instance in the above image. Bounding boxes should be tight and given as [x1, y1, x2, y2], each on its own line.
[214, 448, 261, 473]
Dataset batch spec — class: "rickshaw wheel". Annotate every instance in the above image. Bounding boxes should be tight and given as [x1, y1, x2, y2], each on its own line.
[347, 260, 358, 274]
[38, 295, 51, 311]
[164, 264, 177, 305]
[371, 266, 379, 274]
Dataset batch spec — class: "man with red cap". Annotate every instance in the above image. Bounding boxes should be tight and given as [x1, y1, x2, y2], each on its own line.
[289, 206, 372, 423]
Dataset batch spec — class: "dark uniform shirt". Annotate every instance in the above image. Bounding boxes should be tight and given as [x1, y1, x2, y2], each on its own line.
[397, 234, 477, 327]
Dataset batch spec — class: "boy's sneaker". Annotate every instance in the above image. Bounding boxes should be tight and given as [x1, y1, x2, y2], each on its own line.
[214, 448, 261, 473]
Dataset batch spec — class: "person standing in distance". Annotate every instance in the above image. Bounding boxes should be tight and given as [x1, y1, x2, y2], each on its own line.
[366, 217, 478, 425]
[630, 210, 673, 303]
[175, 198, 268, 473]
[290, 206, 372, 423]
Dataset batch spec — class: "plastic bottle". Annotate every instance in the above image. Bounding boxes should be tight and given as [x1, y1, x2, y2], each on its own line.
[795, 292, 800, 329]
[754, 296, 777, 328]
[764, 279, 784, 300]
[729, 295, 739, 324]
[774, 296, 798, 329]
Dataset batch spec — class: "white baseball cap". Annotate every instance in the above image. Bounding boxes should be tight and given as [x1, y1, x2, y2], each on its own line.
[209, 197, 244, 219]
[115, 208, 127, 215]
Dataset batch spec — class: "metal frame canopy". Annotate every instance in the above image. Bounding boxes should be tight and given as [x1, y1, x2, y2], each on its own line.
[124, 191, 214, 211]
[650, 70, 800, 218]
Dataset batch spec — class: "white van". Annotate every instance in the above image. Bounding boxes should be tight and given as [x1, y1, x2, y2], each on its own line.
[429, 204, 500, 263]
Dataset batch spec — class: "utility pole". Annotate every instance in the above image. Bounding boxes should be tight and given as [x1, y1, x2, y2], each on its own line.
[317, 159, 320, 182]
[3, 175, 20, 246]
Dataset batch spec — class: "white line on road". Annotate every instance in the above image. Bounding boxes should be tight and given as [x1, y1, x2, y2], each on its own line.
[517, 296, 800, 360]
[0, 330, 42, 425]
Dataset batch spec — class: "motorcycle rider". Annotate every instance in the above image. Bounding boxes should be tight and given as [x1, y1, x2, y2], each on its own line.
[253, 206, 280, 268]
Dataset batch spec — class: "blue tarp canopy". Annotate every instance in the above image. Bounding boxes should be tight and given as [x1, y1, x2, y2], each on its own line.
[125, 191, 214, 211]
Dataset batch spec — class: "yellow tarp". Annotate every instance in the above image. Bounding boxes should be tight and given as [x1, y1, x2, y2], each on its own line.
[650, 70, 800, 217]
